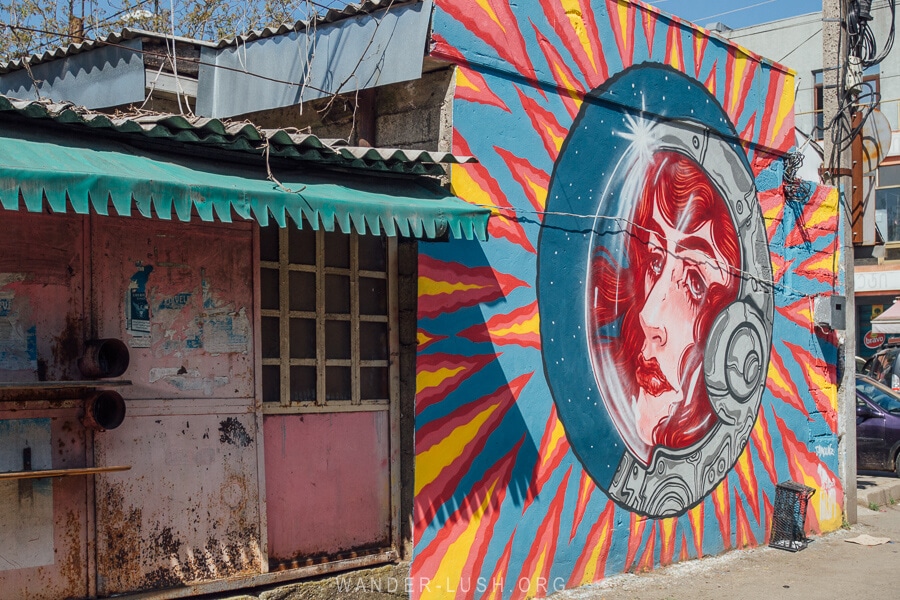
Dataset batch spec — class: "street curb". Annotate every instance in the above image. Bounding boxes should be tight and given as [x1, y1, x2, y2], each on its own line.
[858, 480, 900, 508]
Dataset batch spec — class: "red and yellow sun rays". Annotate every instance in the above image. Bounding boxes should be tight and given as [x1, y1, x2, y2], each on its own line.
[418, 255, 529, 319]
[711, 481, 732, 550]
[665, 23, 685, 71]
[734, 445, 761, 523]
[608, 0, 637, 68]
[795, 249, 840, 287]
[692, 29, 708, 78]
[623, 513, 649, 572]
[537, 0, 608, 88]
[724, 47, 758, 124]
[511, 468, 571, 600]
[658, 517, 678, 566]
[785, 186, 840, 247]
[494, 146, 550, 214]
[733, 488, 758, 548]
[533, 23, 586, 119]
[418, 329, 448, 352]
[759, 68, 796, 153]
[413, 439, 523, 600]
[460, 301, 541, 349]
[688, 501, 705, 558]
[434, 0, 541, 91]
[452, 132, 537, 253]
[751, 405, 780, 487]
[481, 536, 515, 600]
[568, 499, 615, 586]
[433, 34, 511, 112]
[758, 188, 785, 242]
[766, 345, 809, 417]
[515, 87, 569, 163]
[641, 8, 659, 57]
[782, 341, 838, 434]
[415, 373, 533, 531]
[523, 403, 570, 512]
[416, 353, 498, 415]
[772, 412, 844, 533]
[570, 470, 596, 541]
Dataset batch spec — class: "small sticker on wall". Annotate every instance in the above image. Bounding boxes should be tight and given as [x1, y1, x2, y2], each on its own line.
[126, 265, 153, 339]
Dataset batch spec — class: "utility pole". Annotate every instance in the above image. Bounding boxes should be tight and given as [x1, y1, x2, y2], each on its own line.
[822, 0, 857, 524]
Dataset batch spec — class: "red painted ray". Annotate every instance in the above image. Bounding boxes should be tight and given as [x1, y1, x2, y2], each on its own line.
[459, 301, 541, 350]
[693, 29, 709, 78]
[665, 22, 685, 72]
[711, 480, 732, 550]
[783, 341, 838, 434]
[417, 329, 448, 352]
[412, 438, 524, 599]
[452, 132, 537, 253]
[494, 146, 550, 214]
[415, 352, 499, 415]
[570, 469, 596, 541]
[511, 468, 571, 600]
[735, 444, 761, 523]
[763, 492, 774, 544]
[608, 0, 637, 69]
[431, 34, 511, 112]
[537, 0, 608, 88]
[532, 22, 585, 120]
[795, 249, 839, 287]
[704, 59, 717, 96]
[724, 47, 759, 124]
[785, 186, 840, 247]
[480, 534, 515, 600]
[658, 518, 678, 566]
[751, 152, 778, 177]
[773, 412, 844, 534]
[624, 513, 649, 571]
[739, 113, 757, 153]
[770, 254, 794, 284]
[515, 86, 568, 164]
[679, 533, 689, 562]
[766, 346, 809, 417]
[758, 188, 785, 242]
[688, 502, 704, 558]
[434, 0, 543, 96]
[523, 402, 570, 513]
[734, 488, 758, 549]
[776, 296, 816, 331]
[635, 522, 657, 573]
[418, 255, 529, 319]
[415, 373, 533, 529]
[568, 499, 615, 586]
[758, 67, 794, 153]
[751, 405, 780, 487]
[641, 8, 659, 57]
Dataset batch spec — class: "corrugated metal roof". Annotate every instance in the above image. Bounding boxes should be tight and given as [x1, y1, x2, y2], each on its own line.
[0, 29, 217, 75]
[0, 0, 420, 71]
[0, 95, 474, 176]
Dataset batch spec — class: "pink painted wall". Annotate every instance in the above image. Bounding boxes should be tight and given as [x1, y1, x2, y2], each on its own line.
[264, 412, 391, 562]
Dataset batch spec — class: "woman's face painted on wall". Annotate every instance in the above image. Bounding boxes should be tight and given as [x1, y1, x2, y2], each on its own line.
[634, 199, 732, 448]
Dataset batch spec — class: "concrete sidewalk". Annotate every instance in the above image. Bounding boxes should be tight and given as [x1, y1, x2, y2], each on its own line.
[552, 487, 900, 600]
[857, 471, 900, 509]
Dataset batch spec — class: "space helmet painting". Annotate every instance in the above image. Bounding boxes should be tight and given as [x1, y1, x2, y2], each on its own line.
[537, 64, 774, 518]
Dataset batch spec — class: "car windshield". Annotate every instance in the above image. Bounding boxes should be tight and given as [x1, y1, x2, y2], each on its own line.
[857, 376, 900, 414]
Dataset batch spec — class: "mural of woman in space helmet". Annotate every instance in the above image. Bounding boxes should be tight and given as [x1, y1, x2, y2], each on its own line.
[538, 64, 774, 518]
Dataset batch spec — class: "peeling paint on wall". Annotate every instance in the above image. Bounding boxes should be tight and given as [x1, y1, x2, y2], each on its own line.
[126, 265, 153, 347]
[148, 367, 229, 396]
[0, 282, 38, 372]
[202, 308, 251, 355]
[0, 419, 53, 571]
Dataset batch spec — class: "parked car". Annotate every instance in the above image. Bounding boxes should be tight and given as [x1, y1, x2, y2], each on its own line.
[856, 375, 900, 476]
[861, 345, 900, 390]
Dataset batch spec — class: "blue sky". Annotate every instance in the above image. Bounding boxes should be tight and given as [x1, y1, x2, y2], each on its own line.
[646, 0, 823, 29]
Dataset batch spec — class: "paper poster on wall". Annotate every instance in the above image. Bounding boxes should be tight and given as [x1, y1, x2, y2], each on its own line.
[0, 418, 54, 571]
[126, 265, 153, 347]
[0, 289, 38, 372]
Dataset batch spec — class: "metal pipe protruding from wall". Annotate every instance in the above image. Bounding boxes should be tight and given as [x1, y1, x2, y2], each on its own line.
[82, 391, 127, 431]
[78, 339, 130, 379]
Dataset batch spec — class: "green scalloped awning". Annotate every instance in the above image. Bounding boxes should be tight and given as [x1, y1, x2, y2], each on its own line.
[0, 122, 489, 240]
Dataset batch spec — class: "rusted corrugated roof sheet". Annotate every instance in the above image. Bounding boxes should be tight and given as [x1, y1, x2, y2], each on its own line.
[0, 95, 473, 176]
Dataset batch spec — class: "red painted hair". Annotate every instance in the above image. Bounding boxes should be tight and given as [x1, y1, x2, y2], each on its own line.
[590, 150, 741, 450]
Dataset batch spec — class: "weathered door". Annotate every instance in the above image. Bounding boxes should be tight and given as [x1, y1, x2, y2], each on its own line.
[259, 225, 397, 565]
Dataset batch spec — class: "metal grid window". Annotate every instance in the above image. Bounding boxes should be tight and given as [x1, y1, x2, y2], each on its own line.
[259, 223, 397, 411]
